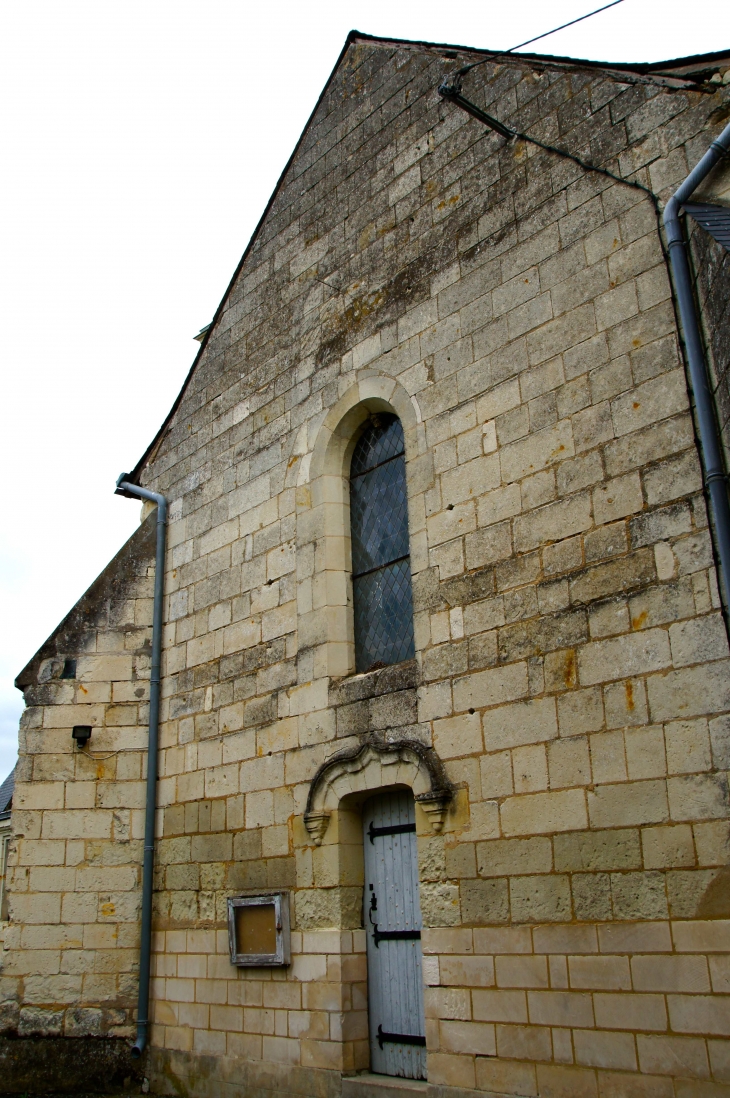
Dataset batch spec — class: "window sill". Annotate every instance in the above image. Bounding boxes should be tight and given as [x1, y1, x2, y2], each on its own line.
[329, 658, 418, 706]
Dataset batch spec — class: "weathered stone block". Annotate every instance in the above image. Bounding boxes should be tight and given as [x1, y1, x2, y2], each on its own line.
[554, 828, 641, 871]
[579, 627, 671, 685]
[669, 612, 729, 668]
[500, 421, 575, 484]
[460, 879, 509, 925]
[514, 493, 592, 553]
[588, 780, 668, 828]
[501, 788, 587, 836]
[637, 1033, 709, 1079]
[510, 875, 571, 922]
[483, 697, 557, 752]
[476, 837, 552, 878]
[611, 871, 668, 920]
[571, 548, 656, 606]
[453, 662, 528, 712]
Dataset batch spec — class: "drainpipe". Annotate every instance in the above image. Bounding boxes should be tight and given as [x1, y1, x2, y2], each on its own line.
[663, 121, 730, 614]
[116, 474, 168, 1058]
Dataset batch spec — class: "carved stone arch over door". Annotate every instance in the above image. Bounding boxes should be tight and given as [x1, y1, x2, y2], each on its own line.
[303, 736, 453, 845]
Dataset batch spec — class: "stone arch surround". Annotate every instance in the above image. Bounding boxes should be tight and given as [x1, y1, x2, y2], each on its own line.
[303, 736, 453, 844]
[295, 370, 427, 679]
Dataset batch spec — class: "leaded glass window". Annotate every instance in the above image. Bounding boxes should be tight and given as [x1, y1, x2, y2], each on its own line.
[350, 414, 415, 673]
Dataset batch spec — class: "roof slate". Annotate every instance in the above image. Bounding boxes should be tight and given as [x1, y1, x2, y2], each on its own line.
[0, 766, 15, 818]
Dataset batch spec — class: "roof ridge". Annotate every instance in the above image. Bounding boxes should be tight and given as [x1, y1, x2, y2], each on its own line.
[348, 30, 729, 82]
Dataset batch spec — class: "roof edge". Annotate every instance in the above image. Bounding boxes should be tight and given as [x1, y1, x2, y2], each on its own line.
[349, 30, 730, 84]
[126, 30, 361, 485]
[14, 512, 157, 691]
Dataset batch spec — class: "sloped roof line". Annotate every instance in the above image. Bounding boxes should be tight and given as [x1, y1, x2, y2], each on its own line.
[126, 29, 360, 484]
[15, 512, 158, 691]
[350, 31, 730, 85]
[125, 30, 729, 486]
[685, 202, 730, 252]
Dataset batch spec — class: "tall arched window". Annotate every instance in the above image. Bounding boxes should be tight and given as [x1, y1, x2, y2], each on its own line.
[349, 413, 415, 673]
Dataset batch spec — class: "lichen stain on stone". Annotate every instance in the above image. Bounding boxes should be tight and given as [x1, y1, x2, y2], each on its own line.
[315, 253, 435, 367]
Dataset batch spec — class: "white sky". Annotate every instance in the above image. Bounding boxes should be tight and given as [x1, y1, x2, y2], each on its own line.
[1, 0, 728, 781]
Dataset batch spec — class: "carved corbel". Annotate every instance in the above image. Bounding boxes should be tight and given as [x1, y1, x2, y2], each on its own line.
[415, 790, 452, 833]
[303, 810, 331, 846]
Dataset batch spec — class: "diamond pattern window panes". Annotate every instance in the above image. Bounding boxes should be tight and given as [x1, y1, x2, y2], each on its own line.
[353, 559, 415, 672]
[350, 415, 415, 673]
[350, 414, 405, 476]
[350, 458, 410, 575]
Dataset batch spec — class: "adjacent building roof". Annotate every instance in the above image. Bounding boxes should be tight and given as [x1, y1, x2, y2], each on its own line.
[685, 202, 730, 252]
[0, 766, 15, 821]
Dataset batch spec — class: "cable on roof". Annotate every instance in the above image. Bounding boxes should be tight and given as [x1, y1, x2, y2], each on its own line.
[456, 0, 627, 76]
[436, 82, 654, 200]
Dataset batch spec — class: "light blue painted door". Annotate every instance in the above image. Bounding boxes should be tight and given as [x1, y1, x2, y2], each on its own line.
[363, 789, 427, 1080]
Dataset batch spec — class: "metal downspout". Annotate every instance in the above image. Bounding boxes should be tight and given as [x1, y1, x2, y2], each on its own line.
[663, 121, 730, 614]
[116, 474, 168, 1058]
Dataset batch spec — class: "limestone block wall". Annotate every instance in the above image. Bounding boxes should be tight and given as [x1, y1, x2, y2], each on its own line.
[422, 919, 730, 1093]
[1, 516, 157, 1038]
[6, 35, 730, 1098]
[149, 926, 366, 1078]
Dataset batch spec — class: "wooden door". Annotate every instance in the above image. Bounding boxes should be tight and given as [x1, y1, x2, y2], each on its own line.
[363, 789, 427, 1080]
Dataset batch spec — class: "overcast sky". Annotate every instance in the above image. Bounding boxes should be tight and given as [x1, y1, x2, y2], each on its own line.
[1, 0, 728, 780]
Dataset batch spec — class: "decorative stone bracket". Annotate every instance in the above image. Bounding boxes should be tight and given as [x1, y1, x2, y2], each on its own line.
[303, 737, 453, 845]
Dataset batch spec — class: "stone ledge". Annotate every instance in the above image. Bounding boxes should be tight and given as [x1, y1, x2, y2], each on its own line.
[330, 660, 419, 706]
[342, 1074, 428, 1098]
[343, 1077, 529, 1098]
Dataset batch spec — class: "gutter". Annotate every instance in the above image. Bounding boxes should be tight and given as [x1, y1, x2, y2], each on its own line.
[663, 121, 730, 613]
[115, 475, 168, 1058]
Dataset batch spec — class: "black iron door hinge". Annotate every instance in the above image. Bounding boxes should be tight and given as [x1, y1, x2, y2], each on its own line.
[373, 927, 421, 948]
[368, 820, 416, 843]
[377, 1024, 426, 1049]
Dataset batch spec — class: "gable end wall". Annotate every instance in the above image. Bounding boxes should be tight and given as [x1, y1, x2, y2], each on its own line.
[5, 40, 730, 1098]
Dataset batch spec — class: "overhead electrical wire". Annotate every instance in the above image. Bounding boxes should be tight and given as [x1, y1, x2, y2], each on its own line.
[457, 0, 628, 75]
[507, 0, 627, 54]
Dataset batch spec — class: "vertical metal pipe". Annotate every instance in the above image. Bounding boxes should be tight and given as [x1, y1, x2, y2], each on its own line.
[116, 475, 167, 1058]
[663, 122, 730, 612]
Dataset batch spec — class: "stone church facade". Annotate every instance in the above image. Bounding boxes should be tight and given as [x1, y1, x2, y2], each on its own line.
[4, 30, 730, 1098]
